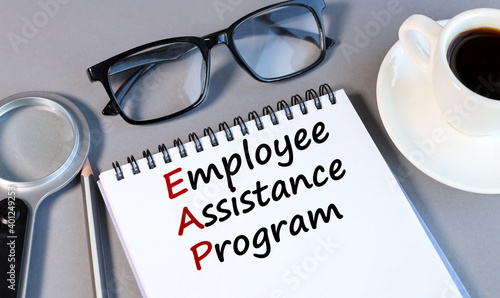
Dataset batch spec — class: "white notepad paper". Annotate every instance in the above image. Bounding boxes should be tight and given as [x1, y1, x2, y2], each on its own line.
[98, 88, 469, 297]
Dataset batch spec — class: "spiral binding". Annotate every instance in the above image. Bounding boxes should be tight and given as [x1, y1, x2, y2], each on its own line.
[112, 83, 336, 181]
[203, 127, 219, 147]
[143, 149, 156, 169]
[263, 105, 279, 125]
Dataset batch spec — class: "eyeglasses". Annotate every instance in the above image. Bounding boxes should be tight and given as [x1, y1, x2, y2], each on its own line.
[87, 0, 334, 124]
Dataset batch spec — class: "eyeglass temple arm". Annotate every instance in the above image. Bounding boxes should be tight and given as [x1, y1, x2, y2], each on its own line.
[110, 13, 335, 76]
[108, 44, 199, 76]
[260, 14, 335, 49]
[325, 37, 335, 49]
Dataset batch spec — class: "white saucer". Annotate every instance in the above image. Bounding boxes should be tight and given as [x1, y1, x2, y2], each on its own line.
[376, 24, 500, 194]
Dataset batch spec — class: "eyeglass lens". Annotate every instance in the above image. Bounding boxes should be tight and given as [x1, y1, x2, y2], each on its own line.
[233, 5, 322, 80]
[108, 42, 207, 121]
[106, 4, 323, 122]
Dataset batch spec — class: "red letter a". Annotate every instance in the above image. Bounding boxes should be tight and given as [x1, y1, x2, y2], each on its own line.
[178, 207, 204, 236]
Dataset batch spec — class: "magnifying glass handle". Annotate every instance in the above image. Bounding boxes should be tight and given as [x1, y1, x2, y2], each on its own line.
[0, 198, 30, 298]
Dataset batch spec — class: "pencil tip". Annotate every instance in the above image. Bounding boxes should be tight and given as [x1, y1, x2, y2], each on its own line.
[81, 158, 93, 177]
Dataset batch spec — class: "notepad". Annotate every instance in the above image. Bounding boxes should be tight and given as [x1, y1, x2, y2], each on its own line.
[98, 86, 469, 297]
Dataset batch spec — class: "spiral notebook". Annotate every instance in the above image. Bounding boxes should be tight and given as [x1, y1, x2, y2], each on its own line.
[98, 85, 469, 297]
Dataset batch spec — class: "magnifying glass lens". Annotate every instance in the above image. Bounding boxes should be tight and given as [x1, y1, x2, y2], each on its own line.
[0, 104, 76, 182]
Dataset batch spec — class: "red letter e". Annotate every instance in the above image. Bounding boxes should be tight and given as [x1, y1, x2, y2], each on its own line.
[164, 167, 188, 199]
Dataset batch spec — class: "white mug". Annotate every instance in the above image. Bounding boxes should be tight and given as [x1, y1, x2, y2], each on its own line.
[399, 8, 500, 136]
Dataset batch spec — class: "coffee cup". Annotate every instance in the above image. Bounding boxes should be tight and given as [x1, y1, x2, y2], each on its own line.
[399, 8, 500, 136]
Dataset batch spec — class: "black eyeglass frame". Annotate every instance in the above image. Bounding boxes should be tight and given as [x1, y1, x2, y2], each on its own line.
[87, 0, 334, 124]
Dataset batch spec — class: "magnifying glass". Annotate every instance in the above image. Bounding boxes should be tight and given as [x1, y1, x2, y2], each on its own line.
[0, 91, 90, 298]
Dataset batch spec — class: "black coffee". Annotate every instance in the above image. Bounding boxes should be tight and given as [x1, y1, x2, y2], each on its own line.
[447, 27, 500, 100]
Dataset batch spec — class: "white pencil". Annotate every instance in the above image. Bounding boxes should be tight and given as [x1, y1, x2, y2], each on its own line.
[81, 158, 107, 298]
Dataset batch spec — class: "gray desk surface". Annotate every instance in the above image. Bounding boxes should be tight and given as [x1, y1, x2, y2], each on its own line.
[0, 0, 499, 297]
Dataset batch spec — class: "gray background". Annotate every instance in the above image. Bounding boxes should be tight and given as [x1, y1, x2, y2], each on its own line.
[1, 0, 499, 297]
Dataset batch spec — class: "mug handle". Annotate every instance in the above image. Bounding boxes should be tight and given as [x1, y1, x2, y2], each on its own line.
[398, 14, 443, 81]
